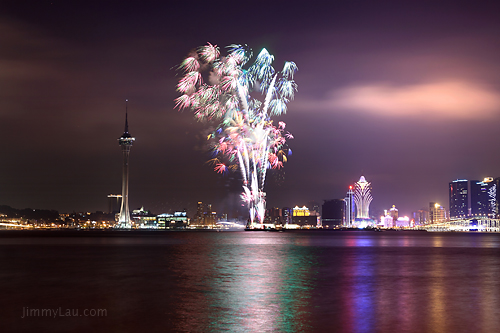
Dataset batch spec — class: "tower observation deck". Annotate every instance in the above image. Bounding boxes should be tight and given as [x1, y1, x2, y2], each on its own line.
[117, 100, 135, 228]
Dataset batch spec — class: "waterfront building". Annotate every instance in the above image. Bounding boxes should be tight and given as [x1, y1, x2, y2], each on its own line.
[117, 101, 135, 228]
[307, 201, 320, 215]
[389, 205, 398, 225]
[354, 175, 372, 219]
[395, 216, 411, 228]
[282, 207, 292, 225]
[266, 207, 282, 225]
[205, 204, 216, 226]
[449, 179, 469, 219]
[157, 211, 189, 229]
[193, 201, 204, 225]
[494, 177, 500, 218]
[291, 206, 320, 228]
[412, 209, 429, 225]
[293, 206, 310, 217]
[381, 215, 393, 228]
[192, 202, 216, 227]
[470, 178, 495, 217]
[131, 207, 157, 228]
[449, 177, 497, 219]
[344, 186, 354, 226]
[322, 199, 344, 228]
[429, 202, 446, 223]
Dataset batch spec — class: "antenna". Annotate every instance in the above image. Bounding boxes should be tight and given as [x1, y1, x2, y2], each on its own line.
[124, 99, 129, 134]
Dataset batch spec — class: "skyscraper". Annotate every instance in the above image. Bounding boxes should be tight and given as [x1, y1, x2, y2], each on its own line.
[344, 185, 354, 226]
[470, 178, 496, 217]
[354, 175, 372, 219]
[282, 207, 292, 225]
[429, 202, 446, 223]
[412, 209, 429, 225]
[117, 100, 135, 228]
[449, 179, 469, 219]
[449, 178, 496, 219]
[267, 207, 282, 225]
[389, 205, 398, 226]
[322, 199, 344, 228]
[494, 177, 500, 218]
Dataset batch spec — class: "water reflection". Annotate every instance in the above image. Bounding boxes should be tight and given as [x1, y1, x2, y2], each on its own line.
[309, 232, 500, 332]
[168, 233, 316, 332]
[479, 254, 500, 332]
[429, 250, 446, 333]
[343, 250, 376, 332]
[2, 231, 500, 332]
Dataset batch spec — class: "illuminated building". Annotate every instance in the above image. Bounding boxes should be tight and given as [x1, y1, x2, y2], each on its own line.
[282, 207, 292, 225]
[206, 206, 217, 226]
[395, 216, 410, 228]
[192, 202, 216, 227]
[494, 177, 500, 218]
[293, 206, 310, 216]
[344, 185, 354, 226]
[449, 177, 497, 219]
[412, 209, 429, 225]
[266, 207, 282, 225]
[429, 202, 446, 223]
[381, 215, 393, 228]
[470, 178, 495, 217]
[449, 179, 468, 218]
[157, 211, 189, 229]
[354, 175, 372, 219]
[205, 203, 214, 226]
[389, 205, 398, 225]
[131, 206, 156, 228]
[192, 201, 205, 225]
[117, 100, 135, 228]
[194, 201, 204, 224]
[322, 199, 344, 228]
[291, 206, 320, 228]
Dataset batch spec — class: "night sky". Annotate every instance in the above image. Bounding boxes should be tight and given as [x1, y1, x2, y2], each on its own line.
[1, 1, 499, 218]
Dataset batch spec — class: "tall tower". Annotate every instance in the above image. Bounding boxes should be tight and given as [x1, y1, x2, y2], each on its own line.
[354, 175, 372, 219]
[344, 185, 354, 226]
[117, 100, 135, 228]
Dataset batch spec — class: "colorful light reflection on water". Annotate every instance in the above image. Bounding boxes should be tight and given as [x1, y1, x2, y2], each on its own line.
[1, 230, 500, 332]
[166, 233, 316, 332]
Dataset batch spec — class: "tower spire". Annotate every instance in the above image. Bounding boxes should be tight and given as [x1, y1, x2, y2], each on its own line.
[117, 100, 135, 229]
[124, 99, 129, 134]
[122, 99, 132, 137]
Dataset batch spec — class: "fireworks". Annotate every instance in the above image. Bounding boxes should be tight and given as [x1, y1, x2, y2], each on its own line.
[176, 43, 298, 225]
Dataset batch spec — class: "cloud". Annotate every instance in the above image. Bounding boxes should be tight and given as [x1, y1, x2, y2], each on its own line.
[300, 81, 500, 120]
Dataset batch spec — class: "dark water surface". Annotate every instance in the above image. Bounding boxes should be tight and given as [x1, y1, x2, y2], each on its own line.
[1, 230, 500, 332]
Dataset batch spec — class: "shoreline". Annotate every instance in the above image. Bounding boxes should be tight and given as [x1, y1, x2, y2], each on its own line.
[1, 228, 498, 238]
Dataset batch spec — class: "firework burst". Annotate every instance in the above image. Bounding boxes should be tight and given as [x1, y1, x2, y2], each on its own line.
[176, 43, 297, 225]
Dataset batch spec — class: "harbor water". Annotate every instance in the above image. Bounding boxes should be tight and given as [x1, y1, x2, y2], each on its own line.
[1, 230, 500, 332]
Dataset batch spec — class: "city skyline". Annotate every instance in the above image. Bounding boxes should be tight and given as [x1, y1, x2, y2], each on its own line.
[1, 1, 500, 217]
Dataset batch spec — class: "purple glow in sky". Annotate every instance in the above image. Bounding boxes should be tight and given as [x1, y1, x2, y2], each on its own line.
[1, 1, 499, 217]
